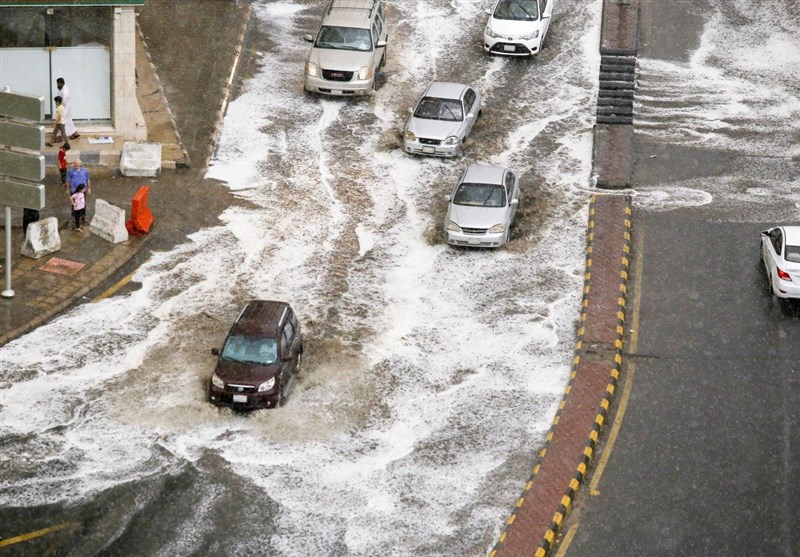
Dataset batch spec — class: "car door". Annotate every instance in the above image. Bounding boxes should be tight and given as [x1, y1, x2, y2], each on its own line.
[462, 88, 478, 138]
[283, 318, 301, 374]
[762, 228, 782, 285]
[540, 0, 554, 40]
[504, 171, 519, 224]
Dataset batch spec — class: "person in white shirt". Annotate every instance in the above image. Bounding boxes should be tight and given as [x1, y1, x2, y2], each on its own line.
[56, 77, 80, 140]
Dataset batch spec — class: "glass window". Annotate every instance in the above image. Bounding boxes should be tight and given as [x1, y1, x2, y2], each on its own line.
[0, 7, 112, 48]
[453, 183, 507, 208]
[315, 26, 372, 52]
[771, 230, 783, 254]
[221, 336, 278, 366]
[284, 321, 295, 343]
[414, 97, 463, 121]
[785, 245, 800, 263]
[464, 89, 476, 113]
[505, 172, 516, 189]
[493, 0, 540, 21]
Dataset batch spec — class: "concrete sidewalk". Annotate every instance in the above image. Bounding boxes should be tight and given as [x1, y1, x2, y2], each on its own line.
[0, 0, 254, 345]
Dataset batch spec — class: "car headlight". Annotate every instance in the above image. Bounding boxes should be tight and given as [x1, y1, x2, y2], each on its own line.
[447, 221, 462, 233]
[404, 130, 416, 141]
[443, 136, 459, 145]
[357, 66, 372, 80]
[521, 30, 540, 40]
[305, 62, 319, 77]
[211, 374, 225, 389]
[258, 377, 276, 392]
[485, 26, 501, 39]
[488, 224, 505, 234]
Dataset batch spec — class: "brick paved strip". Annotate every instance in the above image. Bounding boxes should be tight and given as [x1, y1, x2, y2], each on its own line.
[600, 0, 639, 55]
[490, 195, 632, 557]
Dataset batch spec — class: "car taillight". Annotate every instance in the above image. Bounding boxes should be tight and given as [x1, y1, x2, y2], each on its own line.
[777, 268, 792, 281]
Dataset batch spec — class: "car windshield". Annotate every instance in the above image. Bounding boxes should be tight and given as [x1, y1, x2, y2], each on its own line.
[414, 97, 463, 121]
[221, 335, 278, 366]
[493, 0, 540, 21]
[315, 26, 373, 52]
[453, 183, 507, 208]
[786, 245, 800, 263]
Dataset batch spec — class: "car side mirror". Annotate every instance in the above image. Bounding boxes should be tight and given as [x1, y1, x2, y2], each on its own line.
[465, 114, 475, 120]
[303, 34, 314, 42]
[511, 198, 519, 206]
[484, 8, 492, 15]
[211, 348, 220, 356]
[282, 354, 292, 362]
[376, 40, 387, 48]
[408, 107, 414, 114]
[445, 194, 451, 201]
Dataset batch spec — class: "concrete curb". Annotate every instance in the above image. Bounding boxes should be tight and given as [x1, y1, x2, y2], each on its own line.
[536, 200, 632, 556]
[488, 197, 597, 557]
[203, 1, 254, 172]
[594, 0, 640, 190]
[136, 19, 191, 168]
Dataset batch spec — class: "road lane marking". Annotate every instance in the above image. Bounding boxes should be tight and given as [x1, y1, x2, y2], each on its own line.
[0, 521, 80, 547]
[93, 268, 138, 301]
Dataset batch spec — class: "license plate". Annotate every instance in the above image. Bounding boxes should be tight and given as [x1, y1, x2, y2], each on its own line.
[232, 394, 248, 403]
[503, 45, 515, 52]
[468, 237, 481, 245]
[422, 146, 435, 154]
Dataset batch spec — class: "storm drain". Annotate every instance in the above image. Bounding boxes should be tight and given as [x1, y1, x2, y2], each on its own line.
[596, 55, 636, 125]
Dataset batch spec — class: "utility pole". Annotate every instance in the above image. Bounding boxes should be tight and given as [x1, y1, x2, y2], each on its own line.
[0, 90, 47, 298]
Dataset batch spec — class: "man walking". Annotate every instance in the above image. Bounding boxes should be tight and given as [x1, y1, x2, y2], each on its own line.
[46, 96, 69, 147]
[56, 77, 80, 140]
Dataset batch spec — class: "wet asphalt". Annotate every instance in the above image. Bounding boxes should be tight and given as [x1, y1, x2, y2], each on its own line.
[559, 0, 800, 555]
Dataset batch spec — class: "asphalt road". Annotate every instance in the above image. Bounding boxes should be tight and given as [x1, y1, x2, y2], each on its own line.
[558, 0, 800, 554]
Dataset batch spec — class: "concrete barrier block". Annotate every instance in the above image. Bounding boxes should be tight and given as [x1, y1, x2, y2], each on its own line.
[90, 199, 129, 244]
[119, 141, 162, 177]
[21, 217, 61, 259]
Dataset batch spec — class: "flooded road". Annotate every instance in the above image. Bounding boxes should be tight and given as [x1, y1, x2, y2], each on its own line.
[0, 1, 602, 554]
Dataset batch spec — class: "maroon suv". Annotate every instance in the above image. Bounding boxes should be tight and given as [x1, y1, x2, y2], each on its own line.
[208, 300, 303, 409]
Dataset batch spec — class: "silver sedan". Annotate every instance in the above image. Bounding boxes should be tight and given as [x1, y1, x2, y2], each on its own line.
[403, 82, 482, 157]
[444, 164, 520, 248]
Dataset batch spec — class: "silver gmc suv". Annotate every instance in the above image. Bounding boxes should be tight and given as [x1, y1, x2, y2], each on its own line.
[303, 0, 388, 96]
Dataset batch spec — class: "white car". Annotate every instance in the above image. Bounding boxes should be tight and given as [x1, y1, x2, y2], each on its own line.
[484, 0, 554, 56]
[760, 226, 800, 299]
[444, 164, 520, 248]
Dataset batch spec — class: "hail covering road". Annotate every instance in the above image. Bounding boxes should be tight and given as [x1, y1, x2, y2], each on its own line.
[633, 1, 800, 217]
[0, 1, 601, 554]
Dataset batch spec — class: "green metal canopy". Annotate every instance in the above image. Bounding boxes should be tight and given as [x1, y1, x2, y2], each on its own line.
[0, 0, 144, 6]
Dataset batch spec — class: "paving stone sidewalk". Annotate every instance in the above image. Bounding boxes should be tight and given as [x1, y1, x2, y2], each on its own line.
[0, 0, 253, 346]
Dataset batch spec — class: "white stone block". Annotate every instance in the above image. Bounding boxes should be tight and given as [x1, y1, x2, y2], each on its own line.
[21, 217, 61, 259]
[90, 199, 129, 244]
[119, 141, 161, 177]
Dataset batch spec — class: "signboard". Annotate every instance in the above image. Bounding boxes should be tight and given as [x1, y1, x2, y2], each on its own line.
[0, 177, 45, 210]
[0, 120, 45, 151]
[0, 91, 44, 122]
[0, 150, 45, 182]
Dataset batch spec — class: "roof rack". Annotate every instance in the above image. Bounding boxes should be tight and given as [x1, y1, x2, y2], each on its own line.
[327, 0, 376, 16]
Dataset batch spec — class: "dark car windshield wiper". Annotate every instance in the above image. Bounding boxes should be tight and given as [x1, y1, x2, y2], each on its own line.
[442, 103, 460, 121]
[516, 3, 535, 20]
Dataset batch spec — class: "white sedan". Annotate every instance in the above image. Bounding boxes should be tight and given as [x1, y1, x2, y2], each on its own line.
[484, 0, 554, 56]
[760, 226, 800, 299]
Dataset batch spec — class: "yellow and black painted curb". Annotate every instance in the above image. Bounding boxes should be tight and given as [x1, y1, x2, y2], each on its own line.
[488, 195, 600, 557]
[535, 198, 633, 557]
